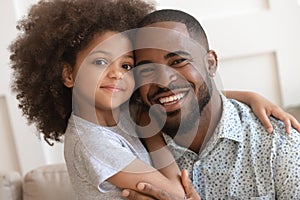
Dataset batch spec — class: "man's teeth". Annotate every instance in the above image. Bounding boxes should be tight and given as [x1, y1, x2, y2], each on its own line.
[159, 93, 185, 104]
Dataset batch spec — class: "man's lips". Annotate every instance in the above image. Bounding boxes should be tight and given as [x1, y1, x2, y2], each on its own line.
[149, 83, 193, 108]
[158, 92, 187, 105]
[152, 88, 189, 107]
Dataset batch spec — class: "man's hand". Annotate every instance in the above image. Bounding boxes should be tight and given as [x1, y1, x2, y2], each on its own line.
[181, 169, 201, 199]
[122, 182, 176, 200]
[121, 169, 201, 200]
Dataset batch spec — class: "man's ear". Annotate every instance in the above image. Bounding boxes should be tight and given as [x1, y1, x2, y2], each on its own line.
[206, 50, 218, 77]
[62, 62, 74, 88]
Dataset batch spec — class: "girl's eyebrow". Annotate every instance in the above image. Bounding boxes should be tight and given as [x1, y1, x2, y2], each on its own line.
[88, 50, 112, 56]
[89, 50, 134, 59]
[124, 54, 134, 59]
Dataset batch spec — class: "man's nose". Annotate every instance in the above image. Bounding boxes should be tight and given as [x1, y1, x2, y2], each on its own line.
[156, 65, 178, 87]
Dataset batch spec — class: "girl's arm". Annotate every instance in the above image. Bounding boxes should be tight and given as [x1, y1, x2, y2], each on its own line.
[107, 157, 184, 199]
[141, 132, 182, 185]
[107, 105, 185, 199]
[223, 90, 300, 134]
[121, 169, 202, 200]
[136, 104, 182, 181]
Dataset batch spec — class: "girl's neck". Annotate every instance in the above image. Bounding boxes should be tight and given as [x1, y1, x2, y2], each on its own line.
[96, 108, 120, 127]
[74, 105, 120, 127]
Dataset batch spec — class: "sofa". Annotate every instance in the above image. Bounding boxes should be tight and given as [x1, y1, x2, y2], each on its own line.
[0, 163, 76, 200]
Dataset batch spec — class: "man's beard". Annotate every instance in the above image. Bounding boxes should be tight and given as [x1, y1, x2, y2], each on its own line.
[159, 77, 212, 138]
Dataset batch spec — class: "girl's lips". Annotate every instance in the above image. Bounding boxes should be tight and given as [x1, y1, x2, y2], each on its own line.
[100, 85, 125, 92]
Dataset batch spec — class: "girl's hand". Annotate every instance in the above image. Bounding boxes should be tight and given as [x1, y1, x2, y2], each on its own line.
[249, 96, 300, 134]
[224, 90, 300, 134]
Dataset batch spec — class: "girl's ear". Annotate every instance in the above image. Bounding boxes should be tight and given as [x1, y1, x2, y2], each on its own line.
[207, 50, 218, 78]
[62, 62, 74, 88]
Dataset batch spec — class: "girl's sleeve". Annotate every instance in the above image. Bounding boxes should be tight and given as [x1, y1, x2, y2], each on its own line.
[74, 128, 137, 192]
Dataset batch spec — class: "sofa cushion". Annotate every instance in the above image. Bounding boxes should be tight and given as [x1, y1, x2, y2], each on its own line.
[0, 171, 22, 200]
[23, 163, 76, 200]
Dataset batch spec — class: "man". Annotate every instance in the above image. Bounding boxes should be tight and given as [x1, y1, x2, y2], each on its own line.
[123, 9, 300, 199]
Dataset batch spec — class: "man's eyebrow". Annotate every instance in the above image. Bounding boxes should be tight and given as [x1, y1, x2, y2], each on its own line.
[164, 50, 191, 59]
[135, 51, 191, 66]
[135, 60, 152, 67]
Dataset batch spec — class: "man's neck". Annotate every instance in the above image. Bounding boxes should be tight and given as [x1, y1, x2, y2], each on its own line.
[173, 89, 223, 154]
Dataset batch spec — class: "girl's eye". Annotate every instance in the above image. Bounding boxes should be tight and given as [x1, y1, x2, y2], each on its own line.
[122, 64, 134, 71]
[93, 59, 108, 65]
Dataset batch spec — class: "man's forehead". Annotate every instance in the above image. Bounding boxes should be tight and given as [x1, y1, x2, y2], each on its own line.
[134, 25, 206, 57]
[135, 22, 189, 47]
[144, 21, 189, 36]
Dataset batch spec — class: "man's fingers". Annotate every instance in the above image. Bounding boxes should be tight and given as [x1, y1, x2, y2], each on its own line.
[181, 169, 202, 200]
[121, 189, 156, 200]
[181, 169, 195, 197]
[181, 169, 191, 196]
[137, 183, 172, 200]
[121, 183, 174, 200]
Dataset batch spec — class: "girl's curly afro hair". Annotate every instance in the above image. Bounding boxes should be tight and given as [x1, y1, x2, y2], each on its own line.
[9, 0, 155, 145]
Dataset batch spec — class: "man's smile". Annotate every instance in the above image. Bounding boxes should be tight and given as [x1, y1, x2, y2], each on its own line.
[157, 91, 187, 105]
[149, 84, 192, 112]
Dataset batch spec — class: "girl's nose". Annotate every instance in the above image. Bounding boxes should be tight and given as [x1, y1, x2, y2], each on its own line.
[107, 64, 124, 80]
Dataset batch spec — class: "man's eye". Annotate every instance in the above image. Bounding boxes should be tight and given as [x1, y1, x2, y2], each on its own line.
[139, 67, 155, 76]
[172, 58, 187, 65]
[93, 59, 108, 65]
[122, 64, 133, 70]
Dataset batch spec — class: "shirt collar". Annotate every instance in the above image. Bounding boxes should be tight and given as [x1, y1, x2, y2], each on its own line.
[216, 94, 244, 143]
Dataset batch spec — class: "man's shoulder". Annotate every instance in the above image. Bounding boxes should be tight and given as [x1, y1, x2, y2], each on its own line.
[225, 98, 299, 141]
[270, 116, 300, 143]
[226, 98, 252, 114]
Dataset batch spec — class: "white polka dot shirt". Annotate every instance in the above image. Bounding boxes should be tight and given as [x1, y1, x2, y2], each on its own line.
[164, 95, 300, 199]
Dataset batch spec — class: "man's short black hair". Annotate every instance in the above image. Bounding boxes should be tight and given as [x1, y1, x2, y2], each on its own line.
[138, 9, 209, 51]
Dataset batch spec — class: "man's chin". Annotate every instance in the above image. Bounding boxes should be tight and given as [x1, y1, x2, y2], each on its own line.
[162, 110, 195, 138]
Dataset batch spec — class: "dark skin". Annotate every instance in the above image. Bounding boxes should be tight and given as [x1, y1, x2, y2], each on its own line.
[134, 21, 222, 154]
[122, 169, 201, 200]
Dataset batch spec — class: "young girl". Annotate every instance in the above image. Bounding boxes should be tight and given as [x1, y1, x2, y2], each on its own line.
[9, 0, 300, 199]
